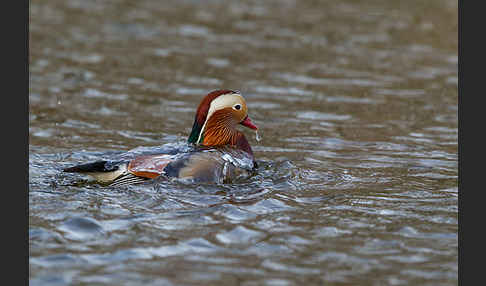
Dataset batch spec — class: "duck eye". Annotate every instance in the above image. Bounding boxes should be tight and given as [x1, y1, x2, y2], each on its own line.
[233, 104, 241, 110]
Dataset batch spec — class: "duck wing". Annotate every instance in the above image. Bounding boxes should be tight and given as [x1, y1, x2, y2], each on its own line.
[122, 151, 225, 183]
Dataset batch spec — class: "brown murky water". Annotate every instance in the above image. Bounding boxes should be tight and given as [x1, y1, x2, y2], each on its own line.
[29, 0, 458, 285]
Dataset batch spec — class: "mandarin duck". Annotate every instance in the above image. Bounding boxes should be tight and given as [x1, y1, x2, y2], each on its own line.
[63, 89, 259, 186]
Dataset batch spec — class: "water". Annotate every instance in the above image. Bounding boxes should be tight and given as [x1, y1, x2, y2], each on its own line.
[30, 0, 458, 285]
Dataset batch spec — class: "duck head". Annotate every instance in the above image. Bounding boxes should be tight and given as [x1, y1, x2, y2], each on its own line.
[188, 89, 258, 155]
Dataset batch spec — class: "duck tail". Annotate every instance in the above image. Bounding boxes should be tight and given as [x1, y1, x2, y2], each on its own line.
[63, 160, 127, 173]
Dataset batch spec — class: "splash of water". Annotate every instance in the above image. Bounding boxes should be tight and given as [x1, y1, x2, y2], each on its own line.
[255, 130, 262, 142]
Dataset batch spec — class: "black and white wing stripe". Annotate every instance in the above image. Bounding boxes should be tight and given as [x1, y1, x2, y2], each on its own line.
[107, 173, 151, 187]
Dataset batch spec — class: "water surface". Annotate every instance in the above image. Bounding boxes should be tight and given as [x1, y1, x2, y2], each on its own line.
[30, 0, 458, 285]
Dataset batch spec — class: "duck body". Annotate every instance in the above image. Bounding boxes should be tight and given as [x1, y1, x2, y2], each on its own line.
[63, 89, 259, 186]
[64, 143, 256, 186]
